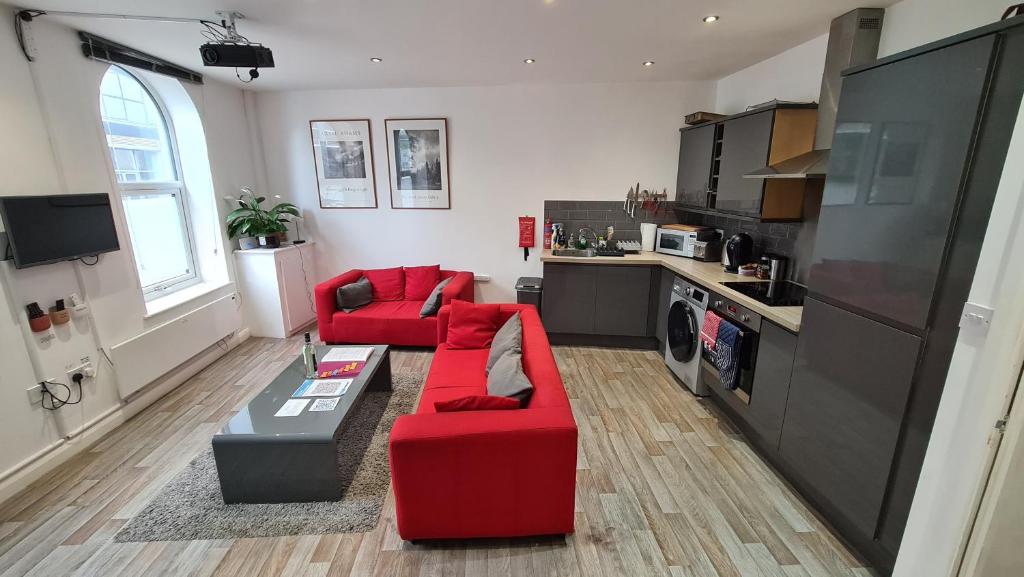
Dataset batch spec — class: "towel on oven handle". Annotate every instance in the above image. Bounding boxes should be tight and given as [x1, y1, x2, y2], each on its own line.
[712, 319, 742, 390]
[699, 309, 722, 351]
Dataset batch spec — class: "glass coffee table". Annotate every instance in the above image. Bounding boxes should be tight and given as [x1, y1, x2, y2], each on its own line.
[212, 344, 391, 504]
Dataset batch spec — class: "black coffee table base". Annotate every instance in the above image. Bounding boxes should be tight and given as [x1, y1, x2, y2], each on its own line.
[212, 346, 392, 504]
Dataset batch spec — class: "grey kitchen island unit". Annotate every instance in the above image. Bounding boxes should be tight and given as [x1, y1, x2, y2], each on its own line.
[212, 345, 391, 504]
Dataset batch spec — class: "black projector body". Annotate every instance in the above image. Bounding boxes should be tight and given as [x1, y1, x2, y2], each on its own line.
[199, 43, 275, 68]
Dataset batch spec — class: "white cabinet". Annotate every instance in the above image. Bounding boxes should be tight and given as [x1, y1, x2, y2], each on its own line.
[234, 243, 317, 338]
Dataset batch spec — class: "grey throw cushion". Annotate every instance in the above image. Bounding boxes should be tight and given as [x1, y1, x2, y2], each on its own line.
[486, 350, 533, 406]
[486, 312, 522, 374]
[336, 276, 373, 313]
[418, 277, 452, 318]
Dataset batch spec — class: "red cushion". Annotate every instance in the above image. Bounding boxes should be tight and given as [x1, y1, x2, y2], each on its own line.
[446, 300, 500, 349]
[435, 395, 520, 412]
[404, 265, 441, 301]
[364, 267, 405, 301]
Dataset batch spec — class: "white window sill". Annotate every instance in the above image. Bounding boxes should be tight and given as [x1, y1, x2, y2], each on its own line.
[144, 280, 233, 318]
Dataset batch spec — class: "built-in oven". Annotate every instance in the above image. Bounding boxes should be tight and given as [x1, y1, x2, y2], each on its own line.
[698, 292, 761, 404]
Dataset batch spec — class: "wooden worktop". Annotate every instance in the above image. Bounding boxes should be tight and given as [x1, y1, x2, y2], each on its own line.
[540, 249, 803, 332]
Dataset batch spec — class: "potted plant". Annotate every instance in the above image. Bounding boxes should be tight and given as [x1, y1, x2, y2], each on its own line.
[225, 190, 300, 249]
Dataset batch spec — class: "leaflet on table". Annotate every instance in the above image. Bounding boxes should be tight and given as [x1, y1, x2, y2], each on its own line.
[292, 378, 352, 398]
[321, 347, 374, 363]
[316, 361, 366, 379]
[308, 397, 341, 412]
[274, 398, 309, 417]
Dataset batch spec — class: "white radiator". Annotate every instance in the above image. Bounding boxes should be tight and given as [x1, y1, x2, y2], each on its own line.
[111, 293, 242, 399]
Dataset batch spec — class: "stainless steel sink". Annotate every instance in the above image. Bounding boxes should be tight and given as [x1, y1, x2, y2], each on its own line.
[551, 248, 597, 257]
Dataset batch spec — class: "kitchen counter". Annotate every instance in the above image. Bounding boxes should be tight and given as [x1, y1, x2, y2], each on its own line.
[540, 249, 803, 332]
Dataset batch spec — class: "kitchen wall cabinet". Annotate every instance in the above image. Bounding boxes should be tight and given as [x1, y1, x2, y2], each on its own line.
[676, 104, 817, 221]
[542, 263, 654, 341]
[675, 123, 715, 208]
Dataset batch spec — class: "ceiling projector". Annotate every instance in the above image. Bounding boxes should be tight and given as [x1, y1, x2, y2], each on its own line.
[198, 11, 273, 81]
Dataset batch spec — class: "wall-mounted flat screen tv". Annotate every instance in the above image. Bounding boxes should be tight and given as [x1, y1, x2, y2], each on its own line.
[0, 194, 120, 269]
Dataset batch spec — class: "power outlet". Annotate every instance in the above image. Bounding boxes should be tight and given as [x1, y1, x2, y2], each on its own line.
[66, 360, 94, 386]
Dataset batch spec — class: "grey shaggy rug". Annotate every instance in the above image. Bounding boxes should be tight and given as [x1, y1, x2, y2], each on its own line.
[114, 370, 421, 542]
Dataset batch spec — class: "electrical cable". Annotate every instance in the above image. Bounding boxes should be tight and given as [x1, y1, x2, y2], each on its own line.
[77, 255, 100, 266]
[40, 377, 83, 411]
[296, 243, 317, 318]
[13, 10, 46, 61]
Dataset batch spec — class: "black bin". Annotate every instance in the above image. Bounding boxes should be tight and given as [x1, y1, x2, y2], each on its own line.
[515, 277, 543, 317]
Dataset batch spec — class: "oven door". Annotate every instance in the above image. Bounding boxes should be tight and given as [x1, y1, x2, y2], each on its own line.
[699, 324, 759, 404]
[656, 230, 688, 257]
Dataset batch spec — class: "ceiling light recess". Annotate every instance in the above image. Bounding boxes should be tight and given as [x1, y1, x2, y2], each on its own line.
[703, 15, 719, 23]
[370, 57, 382, 63]
[523, 58, 535, 64]
[642, 60, 655, 67]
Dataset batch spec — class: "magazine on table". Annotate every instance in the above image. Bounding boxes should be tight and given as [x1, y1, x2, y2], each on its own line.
[321, 347, 374, 363]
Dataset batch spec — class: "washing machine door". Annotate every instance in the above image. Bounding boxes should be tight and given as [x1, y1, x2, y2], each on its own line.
[667, 300, 699, 363]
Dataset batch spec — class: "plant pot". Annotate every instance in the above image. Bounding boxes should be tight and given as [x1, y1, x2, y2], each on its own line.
[238, 237, 260, 250]
[274, 230, 288, 243]
[29, 314, 51, 333]
[258, 234, 281, 249]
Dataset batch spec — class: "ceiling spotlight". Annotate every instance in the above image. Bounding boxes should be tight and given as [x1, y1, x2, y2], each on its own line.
[524, 58, 536, 64]
[703, 15, 719, 23]
[370, 57, 382, 63]
[642, 61, 655, 67]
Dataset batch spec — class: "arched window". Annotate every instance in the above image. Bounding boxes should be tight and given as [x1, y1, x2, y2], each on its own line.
[100, 66, 198, 298]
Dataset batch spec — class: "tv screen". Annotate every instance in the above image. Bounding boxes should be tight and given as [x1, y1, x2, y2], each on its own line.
[0, 194, 120, 269]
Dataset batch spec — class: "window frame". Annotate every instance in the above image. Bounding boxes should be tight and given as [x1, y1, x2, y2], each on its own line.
[99, 65, 202, 300]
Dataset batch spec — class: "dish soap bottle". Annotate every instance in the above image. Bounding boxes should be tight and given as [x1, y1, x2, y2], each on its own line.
[302, 333, 318, 378]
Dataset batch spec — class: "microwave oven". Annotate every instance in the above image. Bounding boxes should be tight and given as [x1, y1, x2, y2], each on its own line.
[656, 228, 716, 258]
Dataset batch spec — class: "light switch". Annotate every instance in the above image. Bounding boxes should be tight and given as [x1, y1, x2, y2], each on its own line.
[959, 302, 994, 338]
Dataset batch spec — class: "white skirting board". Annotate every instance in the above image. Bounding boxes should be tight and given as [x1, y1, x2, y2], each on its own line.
[110, 293, 243, 399]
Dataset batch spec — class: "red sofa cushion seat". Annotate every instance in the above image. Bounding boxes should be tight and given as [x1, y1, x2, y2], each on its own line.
[404, 265, 441, 301]
[435, 395, 521, 412]
[389, 304, 578, 540]
[315, 268, 474, 347]
[363, 267, 405, 301]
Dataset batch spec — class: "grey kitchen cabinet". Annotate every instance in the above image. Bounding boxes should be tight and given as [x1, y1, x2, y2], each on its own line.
[675, 123, 715, 208]
[654, 268, 674, 354]
[715, 110, 774, 215]
[746, 320, 797, 449]
[540, 264, 598, 334]
[542, 263, 654, 338]
[594, 266, 653, 336]
[778, 297, 922, 539]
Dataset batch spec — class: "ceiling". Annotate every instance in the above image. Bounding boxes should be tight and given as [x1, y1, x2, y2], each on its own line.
[10, 0, 897, 91]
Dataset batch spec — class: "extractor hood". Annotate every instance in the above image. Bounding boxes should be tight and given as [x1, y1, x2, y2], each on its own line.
[745, 8, 884, 179]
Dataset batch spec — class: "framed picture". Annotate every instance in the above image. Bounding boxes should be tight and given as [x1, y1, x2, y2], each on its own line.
[309, 119, 377, 208]
[385, 118, 450, 209]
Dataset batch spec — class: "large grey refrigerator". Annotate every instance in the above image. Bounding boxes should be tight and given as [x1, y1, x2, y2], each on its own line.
[776, 16, 1024, 573]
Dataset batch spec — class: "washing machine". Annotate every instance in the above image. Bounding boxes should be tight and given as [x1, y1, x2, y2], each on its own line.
[664, 276, 710, 396]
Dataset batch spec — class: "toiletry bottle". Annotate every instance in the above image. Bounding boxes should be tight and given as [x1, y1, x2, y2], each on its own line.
[302, 333, 318, 378]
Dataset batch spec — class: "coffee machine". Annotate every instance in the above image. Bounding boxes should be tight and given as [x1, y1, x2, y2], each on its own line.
[723, 233, 754, 273]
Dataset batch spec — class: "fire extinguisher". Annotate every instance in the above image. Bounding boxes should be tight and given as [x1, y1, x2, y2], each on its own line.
[518, 216, 536, 261]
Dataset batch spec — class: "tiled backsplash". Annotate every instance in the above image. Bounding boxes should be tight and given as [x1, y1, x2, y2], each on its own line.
[675, 210, 799, 260]
[543, 200, 681, 242]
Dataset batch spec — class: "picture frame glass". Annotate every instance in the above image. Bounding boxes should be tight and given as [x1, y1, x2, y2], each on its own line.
[310, 119, 377, 208]
[386, 118, 449, 209]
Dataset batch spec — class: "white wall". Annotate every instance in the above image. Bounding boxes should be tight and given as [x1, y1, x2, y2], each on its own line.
[715, 33, 828, 115]
[256, 81, 714, 301]
[0, 15, 257, 501]
[713, 0, 1013, 115]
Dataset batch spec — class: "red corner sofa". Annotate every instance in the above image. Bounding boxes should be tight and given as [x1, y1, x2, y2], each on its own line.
[388, 303, 578, 540]
[314, 266, 474, 347]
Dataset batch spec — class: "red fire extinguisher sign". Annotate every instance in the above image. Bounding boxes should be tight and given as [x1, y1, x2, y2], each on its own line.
[519, 216, 535, 261]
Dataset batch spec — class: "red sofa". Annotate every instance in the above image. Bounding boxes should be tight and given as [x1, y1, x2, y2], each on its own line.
[314, 267, 474, 347]
[388, 304, 578, 540]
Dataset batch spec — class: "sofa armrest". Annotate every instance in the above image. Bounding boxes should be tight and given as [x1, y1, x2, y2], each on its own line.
[389, 408, 577, 539]
[441, 271, 474, 306]
[314, 269, 363, 342]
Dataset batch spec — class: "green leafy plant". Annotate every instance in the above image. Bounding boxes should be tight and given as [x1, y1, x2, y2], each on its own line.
[225, 190, 300, 240]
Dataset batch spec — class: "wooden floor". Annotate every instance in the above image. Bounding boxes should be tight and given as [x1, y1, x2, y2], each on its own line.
[0, 334, 874, 577]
